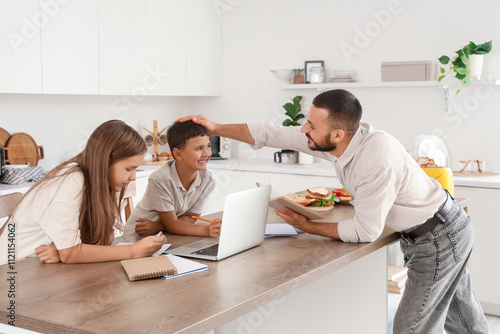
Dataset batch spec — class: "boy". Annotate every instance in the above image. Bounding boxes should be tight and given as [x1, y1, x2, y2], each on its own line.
[124, 121, 221, 239]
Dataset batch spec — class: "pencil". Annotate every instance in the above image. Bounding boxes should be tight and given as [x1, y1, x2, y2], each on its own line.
[192, 216, 218, 224]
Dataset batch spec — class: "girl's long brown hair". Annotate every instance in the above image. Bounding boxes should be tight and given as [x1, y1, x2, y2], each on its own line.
[24, 120, 146, 246]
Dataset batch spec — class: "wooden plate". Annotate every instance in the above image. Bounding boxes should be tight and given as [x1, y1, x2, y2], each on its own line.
[4, 133, 44, 166]
[0, 127, 10, 147]
[308, 205, 334, 212]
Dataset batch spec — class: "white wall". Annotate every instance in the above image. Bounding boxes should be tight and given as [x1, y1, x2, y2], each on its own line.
[2, 0, 500, 172]
[0, 93, 189, 170]
[190, 0, 500, 172]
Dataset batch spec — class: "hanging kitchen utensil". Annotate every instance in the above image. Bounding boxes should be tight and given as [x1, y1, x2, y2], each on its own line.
[4, 132, 44, 166]
[158, 134, 168, 145]
[157, 125, 168, 145]
[142, 121, 168, 165]
[144, 134, 154, 146]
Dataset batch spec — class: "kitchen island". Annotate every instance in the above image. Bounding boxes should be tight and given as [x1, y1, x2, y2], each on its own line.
[0, 205, 399, 334]
[206, 158, 500, 316]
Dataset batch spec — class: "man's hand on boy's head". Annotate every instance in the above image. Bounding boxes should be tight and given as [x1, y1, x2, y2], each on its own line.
[135, 218, 164, 236]
[176, 115, 217, 134]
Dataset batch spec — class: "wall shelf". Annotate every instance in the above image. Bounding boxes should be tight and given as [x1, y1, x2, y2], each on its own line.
[275, 79, 500, 90]
[274, 80, 500, 112]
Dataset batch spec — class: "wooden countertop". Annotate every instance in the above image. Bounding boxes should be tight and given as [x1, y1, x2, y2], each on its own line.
[0, 205, 399, 334]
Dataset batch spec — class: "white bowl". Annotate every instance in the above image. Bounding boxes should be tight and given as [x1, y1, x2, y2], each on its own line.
[270, 69, 293, 84]
[332, 70, 356, 79]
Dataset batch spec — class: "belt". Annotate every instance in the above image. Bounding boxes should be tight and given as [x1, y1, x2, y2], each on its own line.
[402, 191, 454, 242]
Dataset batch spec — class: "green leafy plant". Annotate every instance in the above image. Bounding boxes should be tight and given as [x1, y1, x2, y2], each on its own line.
[282, 95, 305, 126]
[438, 40, 492, 94]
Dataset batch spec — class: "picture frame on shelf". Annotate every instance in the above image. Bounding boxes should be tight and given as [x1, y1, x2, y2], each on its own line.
[304, 60, 324, 83]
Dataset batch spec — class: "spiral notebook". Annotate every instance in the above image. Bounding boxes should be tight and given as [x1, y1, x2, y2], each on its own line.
[121, 255, 178, 281]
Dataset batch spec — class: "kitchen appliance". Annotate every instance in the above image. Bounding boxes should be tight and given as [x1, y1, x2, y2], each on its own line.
[209, 136, 231, 159]
[274, 149, 297, 164]
[410, 135, 448, 167]
[0, 148, 5, 178]
[422, 167, 455, 197]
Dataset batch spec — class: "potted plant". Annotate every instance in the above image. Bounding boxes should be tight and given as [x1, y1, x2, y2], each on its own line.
[281, 96, 313, 164]
[438, 40, 492, 94]
[282, 95, 305, 126]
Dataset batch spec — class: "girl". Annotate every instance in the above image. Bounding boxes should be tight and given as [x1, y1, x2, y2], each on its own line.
[0, 120, 166, 264]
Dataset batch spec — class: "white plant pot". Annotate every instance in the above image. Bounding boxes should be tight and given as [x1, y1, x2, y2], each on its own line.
[469, 54, 484, 80]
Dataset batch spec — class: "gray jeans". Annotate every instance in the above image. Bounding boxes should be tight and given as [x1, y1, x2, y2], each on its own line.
[394, 198, 489, 334]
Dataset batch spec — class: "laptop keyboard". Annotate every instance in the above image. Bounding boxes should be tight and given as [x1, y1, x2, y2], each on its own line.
[191, 244, 219, 256]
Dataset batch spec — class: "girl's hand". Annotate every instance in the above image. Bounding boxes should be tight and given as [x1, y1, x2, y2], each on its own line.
[135, 218, 163, 236]
[131, 234, 167, 258]
[35, 243, 61, 264]
[207, 219, 222, 237]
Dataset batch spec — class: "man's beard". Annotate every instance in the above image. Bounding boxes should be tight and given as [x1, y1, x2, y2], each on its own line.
[306, 134, 337, 152]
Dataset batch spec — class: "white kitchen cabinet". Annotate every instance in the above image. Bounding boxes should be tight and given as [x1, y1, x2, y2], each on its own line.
[146, 0, 222, 96]
[0, 0, 220, 96]
[186, 0, 222, 96]
[133, 174, 150, 207]
[99, 0, 220, 96]
[0, 0, 42, 94]
[128, 0, 222, 97]
[454, 186, 500, 316]
[146, 0, 187, 96]
[98, 0, 147, 95]
[41, 0, 99, 94]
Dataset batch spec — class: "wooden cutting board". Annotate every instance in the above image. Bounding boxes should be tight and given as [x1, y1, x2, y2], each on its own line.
[4, 132, 44, 166]
[0, 127, 10, 147]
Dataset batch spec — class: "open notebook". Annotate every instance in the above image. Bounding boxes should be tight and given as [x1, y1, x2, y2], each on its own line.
[162, 254, 207, 279]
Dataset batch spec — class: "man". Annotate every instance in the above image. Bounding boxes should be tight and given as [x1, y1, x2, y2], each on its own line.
[179, 89, 488, 333]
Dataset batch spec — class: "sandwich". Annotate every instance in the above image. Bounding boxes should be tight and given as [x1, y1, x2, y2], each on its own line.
[306, 187, 336, 208]
[330, 188, 352, 204]
[285, 187, 352, 211]
[284, 187, 336, 211]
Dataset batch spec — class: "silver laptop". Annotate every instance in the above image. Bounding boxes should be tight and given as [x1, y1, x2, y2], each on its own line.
[166, 185, 271, 261]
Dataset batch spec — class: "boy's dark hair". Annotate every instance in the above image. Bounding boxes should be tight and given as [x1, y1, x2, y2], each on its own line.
[167, 120, 210, 152]
[312, 89, 362, 135]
